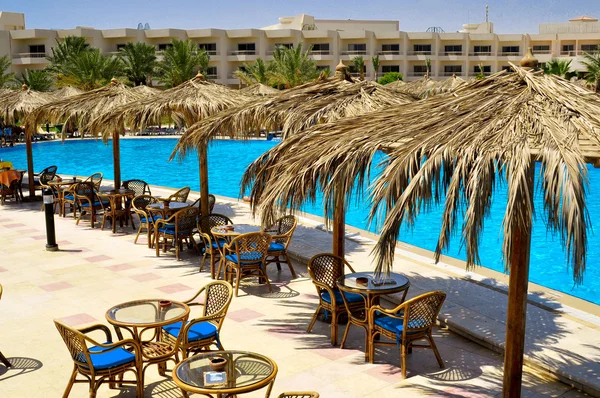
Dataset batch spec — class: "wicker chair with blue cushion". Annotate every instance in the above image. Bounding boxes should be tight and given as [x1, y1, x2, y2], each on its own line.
[167, 186, 190, 203]
[131, 195, 161, 247]
[122, 179, 151, 196]
[306, 253, 365, 346]
[161, 281, 233, 359]
[197, 213, 233, 278]
[264, 215, 297, 278]
[74, 182, 108, 229]
[33, 165, 57, 196]
[223, 232, 272, 297]
[54, 319, 143, 398]
[155, 206, 200, 260]
[84, 172, 103, 191]
[368, 291, 446, 378]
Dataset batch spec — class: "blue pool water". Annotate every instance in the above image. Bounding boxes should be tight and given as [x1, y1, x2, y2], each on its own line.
[2, 138, 599, 304]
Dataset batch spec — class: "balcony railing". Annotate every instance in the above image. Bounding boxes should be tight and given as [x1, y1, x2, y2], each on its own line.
[442, 71, 463, 76]
[199, 50, 218, 55]
[13, 52, 47, 58]
[531, 50, 552, 54]
[407, 72, 429, 77]
[348, 72, 371, 78]
[341, 50, 367, 56]
[309, 50, 331, 55]
[407, 51, 432, 55]
[228, 50, 257, 56]
[205, 74, 218, 79]
[377, 50, 401, 55]
[497, 52, 522, 57]
[439, 51, 464, 56]
[469, 71, 492, 76]
[469, 51, 493, 56]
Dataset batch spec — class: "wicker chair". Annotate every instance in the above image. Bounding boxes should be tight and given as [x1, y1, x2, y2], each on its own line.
[0, 170, 23, 206]
[161, 281, 233, 359]
[33, 165, 57, 196]
[75, 182, 108, 228]
[155, 206, 200, 260]
[62, 183, 79, 218]
[54, 320, 143, 398]
[84, 172, 103, 191]
[190, 194, 216, 215]
[132, 195, 161, 247]
[278, 393, 320, 398]
[264, 215, 298, 278]
[167, 186, 190, 203]
[306, 253, 365, 346]
[368, 291, 447, 378]
[0, 284, 11, 367]
[338, 282, 370, 360]
[223, 232, 272, 297]
[122, 179, 151, 196]
[197, 213, 233, 278]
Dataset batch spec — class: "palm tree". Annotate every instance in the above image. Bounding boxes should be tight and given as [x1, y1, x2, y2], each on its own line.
[352, 56, 365, 80]
[267, 44, 319, 89]
[233, 58, 272, 86]
[425, 58, 431, 78]
[58, 49, 123, 90]
[582, 52, 600, 92]
[118, 42, 157, 86]
[0, 55, 15, 87]
[154, 39, 210, 88]
[46, 36, 91, 74]
[18, 69, 53, 91]
[542, 59, 575, 80]
[372, 55, 380, 81]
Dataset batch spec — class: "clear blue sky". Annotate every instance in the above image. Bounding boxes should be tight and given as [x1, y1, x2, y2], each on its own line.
[5, 0, 600, 33]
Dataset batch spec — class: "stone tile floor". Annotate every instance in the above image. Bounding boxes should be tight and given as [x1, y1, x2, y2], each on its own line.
[0, 190, 591, 397]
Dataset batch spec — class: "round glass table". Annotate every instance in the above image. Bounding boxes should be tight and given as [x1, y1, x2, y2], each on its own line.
[173, 350, 278, 398]
[147, 201, 190, 218]
[106, 299, 190, 374]
[337, 272, 410, 308]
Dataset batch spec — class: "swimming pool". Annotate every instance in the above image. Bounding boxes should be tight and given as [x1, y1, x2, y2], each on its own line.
[2, 138, 599, 304]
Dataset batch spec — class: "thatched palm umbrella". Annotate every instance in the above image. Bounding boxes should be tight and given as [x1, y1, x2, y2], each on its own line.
[130, 84, 161, 96]
[0, 84, 53, 197]
[239, 83, 280, 96]
[88, 73, 250, 215]
[51, 86, 84, 99]
[386, 79, 406, 89]
[241, 54, 600, 395]
[29, 79, 151, 189]
[422, 74, 466, 97]
[395, 76, 437, 98]
[174, 62, 415, 254]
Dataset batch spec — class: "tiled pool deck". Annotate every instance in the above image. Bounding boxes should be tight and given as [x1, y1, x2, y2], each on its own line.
[0, 185, 597, 397]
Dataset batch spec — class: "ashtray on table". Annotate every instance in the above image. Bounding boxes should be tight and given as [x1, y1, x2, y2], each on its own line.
[222, 225, 234, 231]
[203, 371, 227, 386]
[158, 300, 172, 309]
[356, 277, 369, 286]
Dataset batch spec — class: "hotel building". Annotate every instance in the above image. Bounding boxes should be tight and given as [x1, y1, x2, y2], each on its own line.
[1, 11, 600, 86]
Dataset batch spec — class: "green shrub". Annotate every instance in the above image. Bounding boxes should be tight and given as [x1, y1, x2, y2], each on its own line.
[378, 72, 403, 85]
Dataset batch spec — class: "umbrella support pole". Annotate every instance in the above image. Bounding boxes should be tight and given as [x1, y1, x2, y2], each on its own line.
[26, 127, 35, 198]
[113, 131, 121, 189]
[199, 146, 209, 216]
[332, 188, 345, 259]
[502, 162, 534, 398]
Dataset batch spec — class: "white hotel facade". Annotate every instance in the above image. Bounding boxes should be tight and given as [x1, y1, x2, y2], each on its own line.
[1, 11, 600, 86]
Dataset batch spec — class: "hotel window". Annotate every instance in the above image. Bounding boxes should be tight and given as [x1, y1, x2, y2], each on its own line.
[444, 45, 462, 54]
[381, 44, 400, 53]
[158, 43, 173, 51]
[348, 43, 367, 53]
[501, 65, 513, 72]
[198, 43, 217, 54]
[206, 66, 217, 76]
[29, 44, 46, 54]
[312, 43, 330, 54]
[532, 45, 550, 53]
[581, 44, 600, 52]
[473, 45, 491, 54]
[413, 44, 432, 53]
[413, 65, 428, 74]
[444, 65, 462, 74]
[562, 44, 574, 52]
[116, 44, 126, 51]
[474, 65, 491, 73]
[382, 65, 400, 73]
[501, 46, 520, 54]
[237, 43, 256, 53]
[275, 43, 293, 49]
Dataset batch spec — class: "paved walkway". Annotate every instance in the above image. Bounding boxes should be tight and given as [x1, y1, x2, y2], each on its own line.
[0, 186, 594, 397]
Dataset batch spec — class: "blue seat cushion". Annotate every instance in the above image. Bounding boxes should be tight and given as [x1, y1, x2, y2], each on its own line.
[140, 215, 161, 223]
[64, 194, 74, 201]
[268, 242, 286, 252]
[81, 200, 109, 208]
[158, 224, 176, 233]
[163, 321, 217, 342]
[225, 252, 263, 264]
[373, 312, 420, 335]
[321, 289, 364, 305]
[85, 344, 136, 370]
[211, 239, 227, 249]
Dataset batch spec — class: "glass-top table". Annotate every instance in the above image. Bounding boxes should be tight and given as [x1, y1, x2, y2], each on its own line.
[337, 272, 410, 307]
[147, 201, 190, 218]
[173, 350, 278, 397]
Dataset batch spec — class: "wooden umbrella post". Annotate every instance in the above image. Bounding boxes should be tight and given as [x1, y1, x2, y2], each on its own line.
[199, 145, 209, 216]
[502, 161, 535, 398]
[112, 130, 121, 189]
[332, 187, 345, 259]
[26, 125, 35, 198]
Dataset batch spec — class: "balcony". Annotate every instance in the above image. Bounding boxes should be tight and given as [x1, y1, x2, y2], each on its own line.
[14, 52, 46, 58]
[309, 50, 331, 55]
[406, 72, 429, 77]
[497, 52, 522, 57]
[469, 52, 493, 56]
[377, 50, 401, 55]
[531, 50, 552, 55]
[205, 74, 218, 80]
[439, 51, 464, 56]
[12, 53, 49, 65]
[407, 51, 432, 56]
[341, 50, 367, 56]
[228, 50, 256, 56]
[442, 71, 464, 76]
[202, 51, 219, 56]
[560, 50, 587, 56]
[349, 72, 372, 79]
[468, 72, 492, 77]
